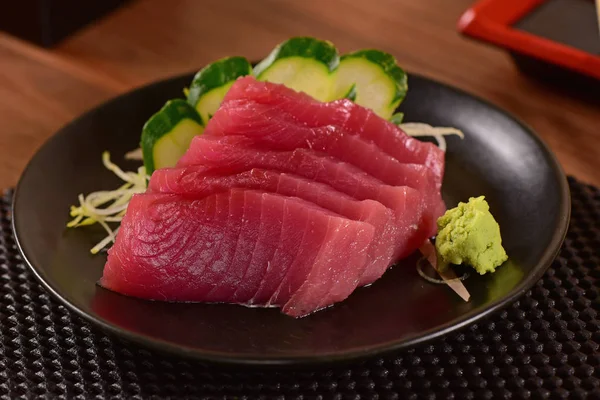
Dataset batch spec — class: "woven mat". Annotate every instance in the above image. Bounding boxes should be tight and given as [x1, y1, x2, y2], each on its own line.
[1, 177, 598, 399]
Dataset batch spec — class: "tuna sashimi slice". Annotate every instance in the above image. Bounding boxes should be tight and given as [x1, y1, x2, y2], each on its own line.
[202, 189, 245, 299]
[282, 217, 372, 317]
[149, 167, 396, 295]
[101, 189, 375, 317]
[202, 102, 437, 196]
[200, 100, 444, 232]
[229, 191, 283, 303]
[176, 136, 428, 270]
[101, 192, 228, 300]
[250, 194, 308, 304]
[268, 212, 330, 307]
[222, 76, 445, 187]
[202, 189, 256, 301]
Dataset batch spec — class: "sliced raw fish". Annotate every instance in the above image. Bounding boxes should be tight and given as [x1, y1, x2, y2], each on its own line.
[283, 216, 372, 317]
[201, 101, 444, 231]
[250, 194, 309, 304]
[101, 190, 375, 317]
[176, 135, 431, 264]
[222, 76, 445, 186]
[101, 77, 448, 317]
[229, 191, 284, 303]
[203, 190, 254, 301]
[150, 167, 396, 290]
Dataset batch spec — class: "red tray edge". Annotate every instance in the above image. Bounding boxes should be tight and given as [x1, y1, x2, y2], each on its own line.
[457, 0, 600, 80]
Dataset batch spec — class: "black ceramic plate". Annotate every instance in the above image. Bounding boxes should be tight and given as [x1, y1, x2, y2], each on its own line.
[13, 73, 570, 367]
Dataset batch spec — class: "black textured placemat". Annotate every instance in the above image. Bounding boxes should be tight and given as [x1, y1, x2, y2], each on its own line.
[1, 177, 598, 399]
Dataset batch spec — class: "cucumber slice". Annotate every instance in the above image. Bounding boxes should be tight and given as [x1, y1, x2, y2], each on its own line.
[141, 99, 204, 174]
[253, 37, 339, 101]
[332, 50, 408, 119]
[187, 56, 253, 123]
[390, 112, 404, 124]
[343, 84, 357, 101]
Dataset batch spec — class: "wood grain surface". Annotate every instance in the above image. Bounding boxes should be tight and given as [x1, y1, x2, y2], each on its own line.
[0, 0, 598, 189]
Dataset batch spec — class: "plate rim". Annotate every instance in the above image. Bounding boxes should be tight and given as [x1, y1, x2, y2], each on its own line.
[11, 71, 571, 367]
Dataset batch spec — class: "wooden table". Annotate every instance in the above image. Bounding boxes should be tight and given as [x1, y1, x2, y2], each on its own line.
[0, 0, 598, 189]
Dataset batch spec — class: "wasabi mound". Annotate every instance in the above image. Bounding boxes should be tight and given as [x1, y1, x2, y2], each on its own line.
[436, 196, 508, 275]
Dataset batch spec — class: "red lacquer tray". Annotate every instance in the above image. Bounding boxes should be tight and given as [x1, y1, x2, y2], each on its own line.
[458, 0, 600, 81]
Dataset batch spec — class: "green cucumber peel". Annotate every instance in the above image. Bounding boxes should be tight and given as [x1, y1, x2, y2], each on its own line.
[341, 49, 408, 105]
[187, 56, 253, 108]
[253, 37, 340, 77]
[390, 112, 405, 124]
[343, 84, 357, 101]
[141, 99, 203, 174]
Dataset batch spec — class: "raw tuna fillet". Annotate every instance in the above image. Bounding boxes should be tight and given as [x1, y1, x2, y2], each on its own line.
[101, 190, 375, 317]
[174, 136, 429, 269]
[149, 167, 396, 292]
[213, 190, 262, 301]
[103, 77, 448, 318]
[177, 135, 432, 263]
[222, 76, 445, 188]
[199, 97, 445, 232]
[283, 215, 372, 318]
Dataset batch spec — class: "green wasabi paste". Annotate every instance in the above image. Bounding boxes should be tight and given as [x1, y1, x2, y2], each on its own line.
[435, 196, 508, 275]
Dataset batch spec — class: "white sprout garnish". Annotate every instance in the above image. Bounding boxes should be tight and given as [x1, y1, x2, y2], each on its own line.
[67, 151, 148, 254]
[400, 122, 464, 151]
[418, 240, 471, 302]
[416, 257, 470, 284]
[124, 147, 144, 161]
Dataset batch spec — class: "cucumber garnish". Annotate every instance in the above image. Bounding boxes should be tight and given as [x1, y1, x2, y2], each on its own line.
[187, 56, 253, 123]
[141, 99, 204, 174]
[254, 37, 340, 101]
[333, 49, 408, 119]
